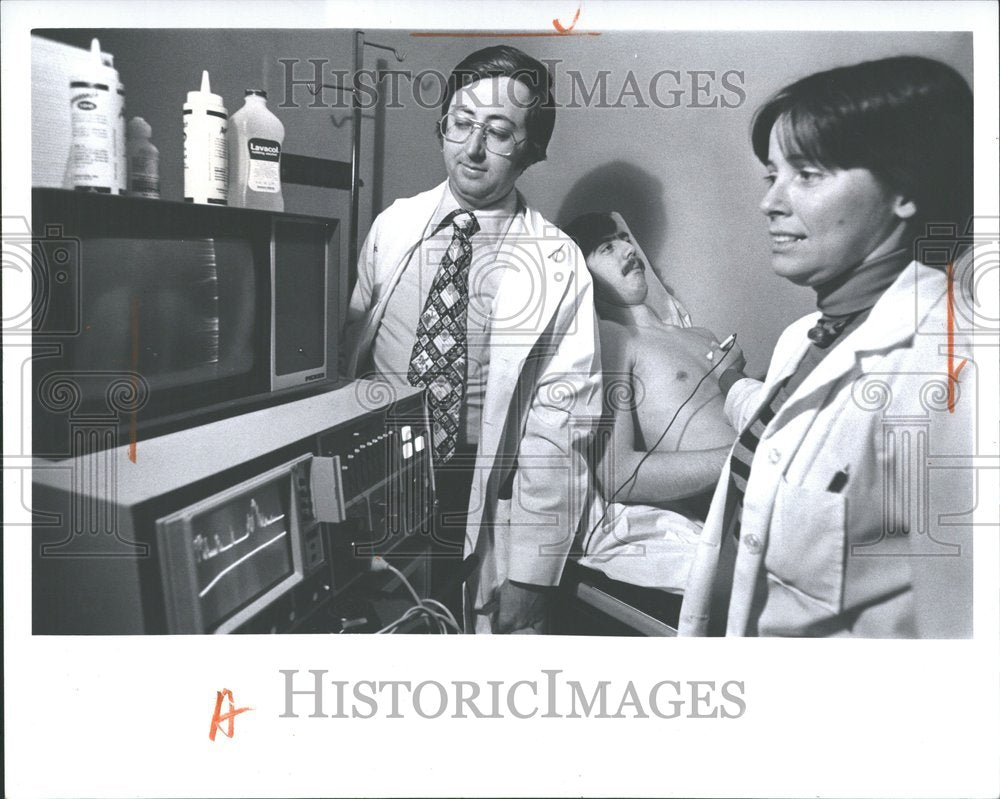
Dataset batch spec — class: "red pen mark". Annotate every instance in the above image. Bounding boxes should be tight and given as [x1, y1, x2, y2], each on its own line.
[553, 5, 581, 33]
[129, 297, 139, 462]
[209, 689, 252, 741]
[411, 31, 599, 38]
[412, 8, 595, 39]
[946, 262, 967, 413]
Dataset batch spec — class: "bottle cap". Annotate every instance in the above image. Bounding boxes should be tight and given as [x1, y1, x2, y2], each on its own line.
[128, 117, 152, 139]
[90, 38, 115, 69]
[245, 89, 268, 98]
[87, 38, 120, 90]
[186, 70, 225, 107]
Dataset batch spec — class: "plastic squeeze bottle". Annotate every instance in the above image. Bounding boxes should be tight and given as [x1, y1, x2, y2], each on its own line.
[127, 117, 160, 198]
[68, 38, 117, 193]
[227, 89, 285, 211]
[99, 51, 127, 194]
[183, 70, 228, 204]
[114, 79, 127, 194]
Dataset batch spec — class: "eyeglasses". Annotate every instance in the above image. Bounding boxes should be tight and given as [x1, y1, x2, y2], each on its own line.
[438, 113, 526, 157]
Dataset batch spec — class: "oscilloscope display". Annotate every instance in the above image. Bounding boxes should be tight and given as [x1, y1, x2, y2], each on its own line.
[189, 478, 293, 630]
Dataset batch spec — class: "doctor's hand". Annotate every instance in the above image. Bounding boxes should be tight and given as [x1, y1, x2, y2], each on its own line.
[496, 579, 552, 634]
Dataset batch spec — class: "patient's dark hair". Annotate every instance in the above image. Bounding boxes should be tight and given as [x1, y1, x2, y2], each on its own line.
[751, 56, 973, 244]
[563, 212, 618, 259]
[439, 45, 555, 166]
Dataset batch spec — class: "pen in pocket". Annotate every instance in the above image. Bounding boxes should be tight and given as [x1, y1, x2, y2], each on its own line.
[827, 467, 850, 493]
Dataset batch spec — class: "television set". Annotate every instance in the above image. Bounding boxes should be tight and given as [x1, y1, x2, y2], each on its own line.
[31, 188, 341, 457]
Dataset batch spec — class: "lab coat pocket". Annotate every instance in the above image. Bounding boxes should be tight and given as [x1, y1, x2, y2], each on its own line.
[766, 479, 847, 612]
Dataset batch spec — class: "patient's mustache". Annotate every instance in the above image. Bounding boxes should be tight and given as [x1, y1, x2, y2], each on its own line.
[622, 256, 645, 275]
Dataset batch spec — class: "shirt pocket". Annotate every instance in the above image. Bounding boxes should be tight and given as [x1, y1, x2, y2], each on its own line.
[765, 478, 847, 613]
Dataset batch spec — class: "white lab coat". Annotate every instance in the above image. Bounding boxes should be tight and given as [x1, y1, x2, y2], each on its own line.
[680, 261, 975, 637]
[345, 181, 603, 632]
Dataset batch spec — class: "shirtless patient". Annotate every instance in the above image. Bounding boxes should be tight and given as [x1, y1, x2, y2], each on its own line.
[564, 212, 745, 522]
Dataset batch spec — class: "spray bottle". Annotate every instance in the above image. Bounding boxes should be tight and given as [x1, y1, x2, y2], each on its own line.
[183, 70, 228, 204]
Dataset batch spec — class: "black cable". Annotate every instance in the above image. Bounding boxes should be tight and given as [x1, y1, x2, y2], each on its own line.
[583, 334, 738, 552]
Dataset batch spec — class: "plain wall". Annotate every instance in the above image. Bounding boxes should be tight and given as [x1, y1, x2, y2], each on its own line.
[35, 29, 972, 372]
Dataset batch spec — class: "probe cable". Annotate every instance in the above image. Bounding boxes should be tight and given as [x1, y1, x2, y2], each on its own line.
[582, 334, 737, 553]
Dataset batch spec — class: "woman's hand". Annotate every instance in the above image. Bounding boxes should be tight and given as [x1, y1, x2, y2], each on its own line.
[718, 339, 746, 375]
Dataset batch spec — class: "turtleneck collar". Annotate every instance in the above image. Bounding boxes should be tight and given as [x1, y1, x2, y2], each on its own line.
[814, 247, 911, 317]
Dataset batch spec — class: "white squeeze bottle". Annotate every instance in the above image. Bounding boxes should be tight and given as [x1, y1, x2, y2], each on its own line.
[68, 38, 116, 193]
[114, 80, 127, 194]
[227, 89, 284, 211]
[100, 52, 126, 194]
[183, 70, 228, 205]
[127, 117, 160, 198]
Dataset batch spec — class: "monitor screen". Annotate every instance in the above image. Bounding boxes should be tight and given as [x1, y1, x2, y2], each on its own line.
[73, 237, 256, 391]
[188, 475, 294, 631]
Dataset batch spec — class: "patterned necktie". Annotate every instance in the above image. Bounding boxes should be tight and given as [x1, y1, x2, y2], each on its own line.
[407, 209, 480, 463]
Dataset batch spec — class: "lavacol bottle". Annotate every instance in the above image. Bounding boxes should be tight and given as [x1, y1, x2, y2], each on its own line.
[69, 38, 117, 193]
[127, 117, 160, 198]
[183, 70, 228, 204]
[227, 89, 284, 211]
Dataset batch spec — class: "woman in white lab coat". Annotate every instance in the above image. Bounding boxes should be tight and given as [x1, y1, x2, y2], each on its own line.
[680, 56, 975, 637]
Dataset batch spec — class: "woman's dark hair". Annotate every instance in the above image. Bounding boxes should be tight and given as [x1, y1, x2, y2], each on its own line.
[751, 56, 973, 244]
[439, 45, 556, 166]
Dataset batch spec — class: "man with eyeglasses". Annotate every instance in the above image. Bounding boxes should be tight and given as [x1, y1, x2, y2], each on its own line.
[344, 46, 601, 633]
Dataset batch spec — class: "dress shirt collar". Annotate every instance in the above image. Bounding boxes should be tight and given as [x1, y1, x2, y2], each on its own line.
[431, 181, 522, 240]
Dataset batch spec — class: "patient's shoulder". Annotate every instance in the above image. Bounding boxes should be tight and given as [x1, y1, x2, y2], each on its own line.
[599, 317, 629, 336]
[598, 318, 640, 345]
[599, 319, 640, 363]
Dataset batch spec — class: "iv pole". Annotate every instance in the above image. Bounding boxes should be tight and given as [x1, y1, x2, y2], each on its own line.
[308, 31, 405, 288]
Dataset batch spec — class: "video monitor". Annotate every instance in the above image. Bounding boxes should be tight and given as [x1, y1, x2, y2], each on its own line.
[72, 237, 257, 391]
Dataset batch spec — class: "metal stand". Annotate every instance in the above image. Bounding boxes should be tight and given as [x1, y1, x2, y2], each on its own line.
[308, 31, 405, 288]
